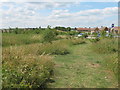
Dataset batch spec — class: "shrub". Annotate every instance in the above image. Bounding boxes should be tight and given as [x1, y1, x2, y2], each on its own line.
[37, 40, 70, 55]
[100, 30, 107, 38]
[2, 46, 54, 88]
[89, 38, 100, 43]
[43, 29, 57, 43]
[68, 31, 79, 35]
[82, 33, 88, 38]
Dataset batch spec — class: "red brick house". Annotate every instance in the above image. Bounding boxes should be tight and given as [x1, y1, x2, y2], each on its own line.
[76, 27, 91, 32]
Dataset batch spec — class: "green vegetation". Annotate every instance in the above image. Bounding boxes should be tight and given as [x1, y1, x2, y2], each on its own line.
[43, 29, 58, 43]
[89, 38, 100, 43]
[2, 33, 43, 47]
[48, 39, 118, 88]
[90, 38, 118, 79]
[91, 38, 118, 54]
[2, 46, 54, 88]
[69, 38, 86, 45]
[100, 30, 107, 38]
[37, 40, 70, 55]
[54, 26, 71, 31]
[2, 28, 118, 88]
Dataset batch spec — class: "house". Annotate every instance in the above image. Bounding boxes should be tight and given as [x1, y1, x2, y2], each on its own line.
[99, 27, 109, 32]
[76, 27, 91, 33]
[76, 27, 101, 34]
[91, 27, 99, 34]
[110, 27, 120, 34]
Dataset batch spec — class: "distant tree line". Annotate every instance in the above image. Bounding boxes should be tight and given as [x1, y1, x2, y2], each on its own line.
[54, 26, 71, 31]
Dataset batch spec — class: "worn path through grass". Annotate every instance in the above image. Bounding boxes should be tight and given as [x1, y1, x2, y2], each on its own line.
[48, 42, 118, 88]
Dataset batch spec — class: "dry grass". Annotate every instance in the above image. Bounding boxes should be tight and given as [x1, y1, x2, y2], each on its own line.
[38, 40, 70, 55]
[2, 45, 54, 88]
[90, 38, 118, 54]
[2, 33, 43, 47]
[70, 38, 86, 45]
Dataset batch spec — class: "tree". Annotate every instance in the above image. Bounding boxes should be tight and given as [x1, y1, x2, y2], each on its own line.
[43, 29, 56, 43]
[47, 25, 51, 29]
[54, 26, 66, 31]
[67, 27, 71, 31]
[14, 27, 19, 34]
[39, 26, 41, 29]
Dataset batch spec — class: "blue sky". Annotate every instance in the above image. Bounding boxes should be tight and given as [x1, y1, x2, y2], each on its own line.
[63, 2, 118, 12]
[0, 2, 118, 28]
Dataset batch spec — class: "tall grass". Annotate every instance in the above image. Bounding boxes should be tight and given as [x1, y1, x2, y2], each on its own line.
[2, 32, 87, 88]
[2, 38, 72, 88]
[38, 40, 70, 55]
[2, 33, 43, 47]
[2, 46, 54, 88]
[90, 38, 118, 78]
[91, 38, 118, 54]
[37, 38, 86, 55]
[70, 38, 86, 45]
[102, 53, 118, 78]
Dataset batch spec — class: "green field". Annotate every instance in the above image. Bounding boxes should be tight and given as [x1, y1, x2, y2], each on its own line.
[48, 41, 118, 88]
[2, 29, 118, 88]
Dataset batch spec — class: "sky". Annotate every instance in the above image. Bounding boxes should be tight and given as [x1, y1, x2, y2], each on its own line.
[0, 1, 119, 29]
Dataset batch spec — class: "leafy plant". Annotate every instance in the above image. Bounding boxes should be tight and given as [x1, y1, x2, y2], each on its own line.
[43, 29, 57, 43]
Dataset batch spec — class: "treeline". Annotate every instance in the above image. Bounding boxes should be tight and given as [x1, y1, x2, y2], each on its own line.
[2, 26, 76, 32]
[2, 26, 79, 36]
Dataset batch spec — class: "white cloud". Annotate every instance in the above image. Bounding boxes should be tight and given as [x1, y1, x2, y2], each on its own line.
[0, 2, 118, 28]
[0, 0, 119, 2]
[47, 7, 118, 27]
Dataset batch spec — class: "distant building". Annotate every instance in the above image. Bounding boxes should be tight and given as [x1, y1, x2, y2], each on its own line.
[110, 27, 120, 34]
[99, 27, 109, 31]
[76, 27, 91, 32]
[91, 27, 99, 34]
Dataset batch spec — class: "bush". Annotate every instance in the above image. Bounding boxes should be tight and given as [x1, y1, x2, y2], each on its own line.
[37, 40, 70, 55]
[43, 29, 57, 43]
[100, 30, 107, 38]
[89, 38, 100, 43]
[82, 33, 88, 38]
[2, 46, 54, 88]
[68, 31, 79, 35]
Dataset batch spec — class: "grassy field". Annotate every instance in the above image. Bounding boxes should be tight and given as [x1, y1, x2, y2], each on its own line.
[2, 33, 43, 47]
[47, 40, 118, 88]
[2, 30, 118, 88]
